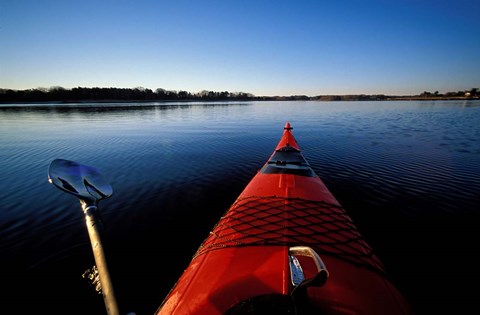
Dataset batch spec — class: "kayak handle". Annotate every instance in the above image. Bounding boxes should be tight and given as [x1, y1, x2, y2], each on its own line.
[289, 246, 329, 287]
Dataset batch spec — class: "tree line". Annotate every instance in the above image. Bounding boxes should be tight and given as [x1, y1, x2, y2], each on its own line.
[0, 86, 478, 102]
[0, 87, 257, 102]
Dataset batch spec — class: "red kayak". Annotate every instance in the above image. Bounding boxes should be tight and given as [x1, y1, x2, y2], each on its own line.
[156, 122, 413, 315]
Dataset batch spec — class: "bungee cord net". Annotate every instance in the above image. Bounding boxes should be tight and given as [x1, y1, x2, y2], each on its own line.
[193, 196, 385, 274]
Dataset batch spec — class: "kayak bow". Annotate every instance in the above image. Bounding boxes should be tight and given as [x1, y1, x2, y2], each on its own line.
[156, 122, 413, 315]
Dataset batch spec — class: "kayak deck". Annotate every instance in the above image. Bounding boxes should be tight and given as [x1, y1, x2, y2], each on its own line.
[194, 195, 384, 274]
[156, 122, 413, 315]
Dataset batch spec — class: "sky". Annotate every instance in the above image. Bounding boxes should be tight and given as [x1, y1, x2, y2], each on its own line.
[1, 0, 479, 96]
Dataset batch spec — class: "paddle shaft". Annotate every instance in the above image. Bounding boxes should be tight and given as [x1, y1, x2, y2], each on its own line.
[83, 204, 120, 315]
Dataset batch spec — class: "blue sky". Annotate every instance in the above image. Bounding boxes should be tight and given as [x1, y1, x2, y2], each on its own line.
[1, 0, 479, 96]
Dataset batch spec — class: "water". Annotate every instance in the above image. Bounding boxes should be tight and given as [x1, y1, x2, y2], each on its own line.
[1, 100, 479, 314]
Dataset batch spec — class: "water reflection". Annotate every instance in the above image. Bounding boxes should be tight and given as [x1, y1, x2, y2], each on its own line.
[0, 101, 253, 113]
[1, 100, 479, 315]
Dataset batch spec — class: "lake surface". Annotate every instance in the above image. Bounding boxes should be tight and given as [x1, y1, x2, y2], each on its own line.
[1, 100, 479, 315]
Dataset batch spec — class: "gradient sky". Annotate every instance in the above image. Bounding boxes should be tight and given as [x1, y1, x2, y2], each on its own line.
[1, 0, 479, 96]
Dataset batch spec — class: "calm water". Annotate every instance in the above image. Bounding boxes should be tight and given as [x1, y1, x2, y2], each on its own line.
[1, 100, 479, 315]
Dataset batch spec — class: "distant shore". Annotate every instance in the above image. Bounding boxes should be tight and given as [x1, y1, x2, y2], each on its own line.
[1, 87, 478, 103]
[260, 95, 479, 102]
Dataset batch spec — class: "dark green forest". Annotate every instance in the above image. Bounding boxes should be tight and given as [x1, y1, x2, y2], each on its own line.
[0, 86, 478, 103]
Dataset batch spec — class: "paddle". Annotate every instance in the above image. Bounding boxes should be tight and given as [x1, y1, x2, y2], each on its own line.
[48, 159, 120, 315]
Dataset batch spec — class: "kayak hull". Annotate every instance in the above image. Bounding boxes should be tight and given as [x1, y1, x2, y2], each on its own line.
[156, 122, 412, 315]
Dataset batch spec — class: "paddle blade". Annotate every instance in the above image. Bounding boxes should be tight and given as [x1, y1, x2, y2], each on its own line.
[48, 159, 112, 204]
